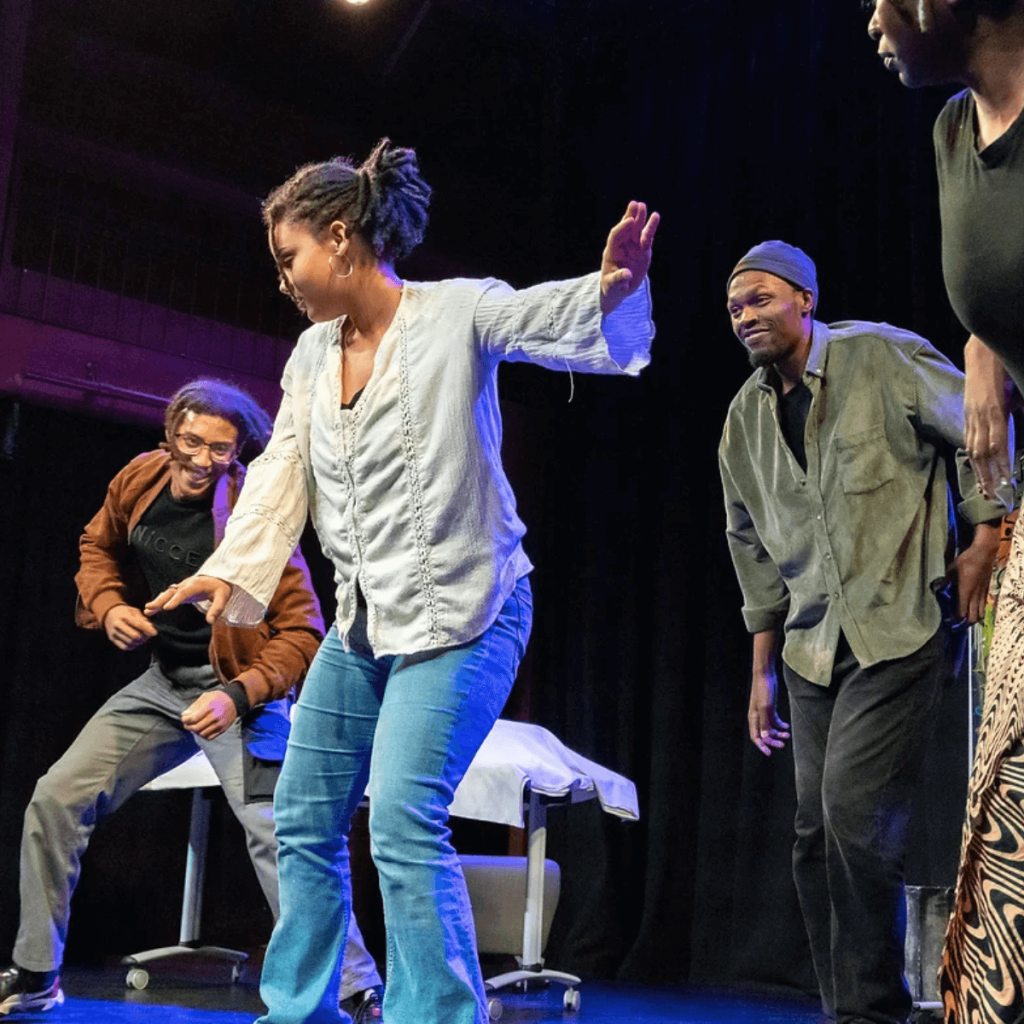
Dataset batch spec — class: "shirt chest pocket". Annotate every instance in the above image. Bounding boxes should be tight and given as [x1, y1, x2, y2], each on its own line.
[834, 424, 897, 495]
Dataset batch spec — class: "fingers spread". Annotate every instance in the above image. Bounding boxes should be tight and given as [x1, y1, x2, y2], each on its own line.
[640, 210, 661, 249]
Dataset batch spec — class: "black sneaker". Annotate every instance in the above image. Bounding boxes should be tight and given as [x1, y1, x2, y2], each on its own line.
[0, 966, 65, 1016]
[340, 985, 383, 1023]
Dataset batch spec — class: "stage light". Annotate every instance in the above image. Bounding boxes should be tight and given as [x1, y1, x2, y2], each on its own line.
[344, 0, 372, 5]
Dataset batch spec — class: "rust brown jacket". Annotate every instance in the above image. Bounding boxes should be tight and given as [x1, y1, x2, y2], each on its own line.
[75, 449, 325, 708]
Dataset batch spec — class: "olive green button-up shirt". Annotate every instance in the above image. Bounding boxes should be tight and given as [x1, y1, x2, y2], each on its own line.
[719, 320, 1007, 687]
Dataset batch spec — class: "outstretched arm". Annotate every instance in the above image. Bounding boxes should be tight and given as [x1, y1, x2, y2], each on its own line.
[600, 201, 660, 316]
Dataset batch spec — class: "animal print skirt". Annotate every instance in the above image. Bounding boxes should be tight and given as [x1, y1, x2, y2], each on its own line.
[942, 511, 1024, 1024]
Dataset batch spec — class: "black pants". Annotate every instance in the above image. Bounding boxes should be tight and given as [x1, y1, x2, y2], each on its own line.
[784, 631, 946, 1024]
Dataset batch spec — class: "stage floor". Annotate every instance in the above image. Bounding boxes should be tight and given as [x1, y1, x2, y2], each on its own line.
[23, 965, 824, 1023]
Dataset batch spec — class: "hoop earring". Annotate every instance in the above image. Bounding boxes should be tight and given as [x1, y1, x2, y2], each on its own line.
[329, 252, 354, 279]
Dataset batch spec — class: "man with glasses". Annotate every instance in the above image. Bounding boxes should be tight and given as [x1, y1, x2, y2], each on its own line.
[0, 380, 385, 1022]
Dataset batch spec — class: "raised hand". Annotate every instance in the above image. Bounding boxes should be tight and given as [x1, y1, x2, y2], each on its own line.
[600, 201, 660, 315]
[145, 575, 232, 624]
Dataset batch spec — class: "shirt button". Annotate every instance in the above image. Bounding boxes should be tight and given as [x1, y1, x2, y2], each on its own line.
[824, 553, 831, 560]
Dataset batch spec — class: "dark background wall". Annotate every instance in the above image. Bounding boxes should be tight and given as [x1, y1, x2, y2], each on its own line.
[0, 0, 976, 995]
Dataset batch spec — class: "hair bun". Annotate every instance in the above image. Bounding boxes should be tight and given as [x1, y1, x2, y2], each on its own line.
[359, 138, 431, 262]
[264, 138, 431, 264]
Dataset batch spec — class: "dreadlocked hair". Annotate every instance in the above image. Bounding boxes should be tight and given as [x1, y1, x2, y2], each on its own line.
[931, 0, 1021, 22]
[163, 379, 273, 465]
[263, 138, 431, 263]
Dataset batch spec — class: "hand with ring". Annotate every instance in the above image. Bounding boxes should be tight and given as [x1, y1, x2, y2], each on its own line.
[146, 575, 232, 624]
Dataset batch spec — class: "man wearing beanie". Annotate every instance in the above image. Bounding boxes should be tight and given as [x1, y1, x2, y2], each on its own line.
[718, 241, 1007, 1024]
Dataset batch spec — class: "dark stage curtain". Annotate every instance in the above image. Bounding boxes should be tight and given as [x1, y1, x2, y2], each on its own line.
[504, 0, 977, 993]
[0, 0, 982, 997]
[0, 402, 279, 960]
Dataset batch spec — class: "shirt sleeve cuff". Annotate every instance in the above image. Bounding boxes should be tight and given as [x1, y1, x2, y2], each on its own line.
[90, 592, 128, 628]
[958, 486, 1013, 525]
[196, 583, 266, 627]
[601, 278, 654, 376]
[216, 681, 252, 719]
[741, 604, 789, 634]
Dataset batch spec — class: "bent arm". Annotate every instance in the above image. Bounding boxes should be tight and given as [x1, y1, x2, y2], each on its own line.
[76, 466, 137, 628]
[907, 338, 1011, 522]
[902, 337, 1006, 622]
[964, 334, 1013, 501]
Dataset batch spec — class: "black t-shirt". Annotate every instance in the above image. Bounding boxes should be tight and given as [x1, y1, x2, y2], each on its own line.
[778, 380, 812, 473]
[935, 89, 1024, 391]
[130, 482, 215, 668]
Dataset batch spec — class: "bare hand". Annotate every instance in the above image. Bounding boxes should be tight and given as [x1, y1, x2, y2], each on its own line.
[104, 604, 159, 651]
[964, 335, 1012, 500]
[951, 522, 1001, 625]
[748, 671, 791, 757]
[146, 575, 231, 624]
[600, 201, 660, 315]
[181, 690, 238, 740]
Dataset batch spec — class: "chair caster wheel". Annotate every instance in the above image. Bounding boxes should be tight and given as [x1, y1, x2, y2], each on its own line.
[487, 996, 503, 1019]
[126, 967, 150, 990]
[563, 986, 580, 1012]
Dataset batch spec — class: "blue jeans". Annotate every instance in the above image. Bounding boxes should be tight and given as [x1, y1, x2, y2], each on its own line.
[257, 578, 533, 1024]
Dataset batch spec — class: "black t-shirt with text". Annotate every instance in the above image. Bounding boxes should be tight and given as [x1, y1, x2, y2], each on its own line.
[130, 482, 215, 668]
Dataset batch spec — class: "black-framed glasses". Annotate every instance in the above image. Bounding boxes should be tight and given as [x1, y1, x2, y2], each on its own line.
[174, 432, 236, 462]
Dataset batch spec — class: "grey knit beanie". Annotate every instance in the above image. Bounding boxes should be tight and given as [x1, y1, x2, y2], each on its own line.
[728, 240, 818, 306]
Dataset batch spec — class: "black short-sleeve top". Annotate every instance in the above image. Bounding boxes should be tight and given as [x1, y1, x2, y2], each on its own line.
[935, 89, 1024, 391]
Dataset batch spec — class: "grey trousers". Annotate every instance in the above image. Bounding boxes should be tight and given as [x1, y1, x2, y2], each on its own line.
[14, 660, 381, 1000]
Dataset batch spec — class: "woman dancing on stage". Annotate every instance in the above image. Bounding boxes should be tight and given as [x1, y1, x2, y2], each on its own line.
[868, 2, 1024, 1022]
[148, 138, 658, 1024]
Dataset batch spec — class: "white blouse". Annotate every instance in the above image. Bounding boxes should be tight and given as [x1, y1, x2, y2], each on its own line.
[200, 271, 654, 656]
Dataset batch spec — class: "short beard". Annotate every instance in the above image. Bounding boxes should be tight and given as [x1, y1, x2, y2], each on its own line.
[747, 348, 778, 369]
